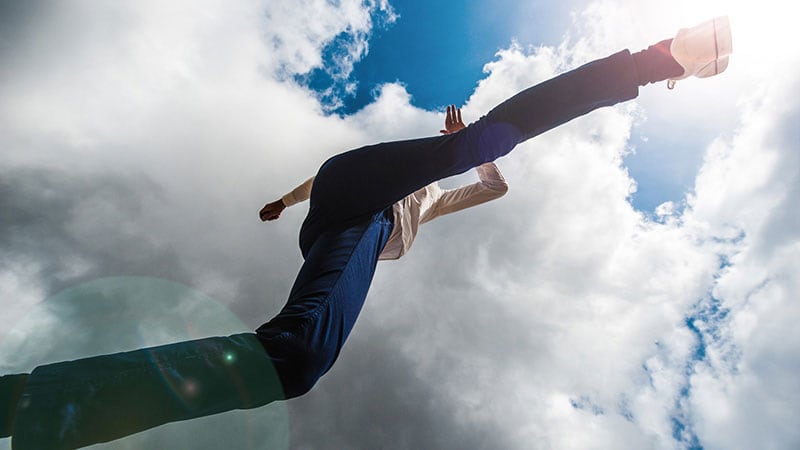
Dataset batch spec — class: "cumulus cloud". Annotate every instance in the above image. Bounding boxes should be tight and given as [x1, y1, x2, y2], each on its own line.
[681, 60, 800, 450]
[1, 0, 798, 450]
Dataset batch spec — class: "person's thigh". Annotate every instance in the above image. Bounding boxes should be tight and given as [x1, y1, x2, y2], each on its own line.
[256, 210, 394, 397]
[299, 120, 520, 256]
[308, 135, 469, 223]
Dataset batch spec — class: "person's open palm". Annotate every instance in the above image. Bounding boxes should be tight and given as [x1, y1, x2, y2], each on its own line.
[440, 104, 465, 134]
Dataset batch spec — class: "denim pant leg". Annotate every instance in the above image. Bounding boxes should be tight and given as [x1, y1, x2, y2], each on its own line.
[11, 333, 283, 450]
[299, 50, 639, 252]
[7, 212, 399, 450]
[256, 210, 394, 398]
[483, 49, 639, 143]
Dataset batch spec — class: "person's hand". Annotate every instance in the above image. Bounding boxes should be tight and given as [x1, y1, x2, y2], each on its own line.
[259, 199, 286, 222]
[440, 104, 466, 134]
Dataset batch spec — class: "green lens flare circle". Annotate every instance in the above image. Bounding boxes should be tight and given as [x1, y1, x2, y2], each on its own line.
[0, 276, 289, 450]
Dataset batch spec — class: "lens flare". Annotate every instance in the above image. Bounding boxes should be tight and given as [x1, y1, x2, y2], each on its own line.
[1, 276, 289, 449]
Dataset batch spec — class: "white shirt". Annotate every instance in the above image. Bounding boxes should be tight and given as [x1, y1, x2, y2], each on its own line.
[281, 162, 508, 260]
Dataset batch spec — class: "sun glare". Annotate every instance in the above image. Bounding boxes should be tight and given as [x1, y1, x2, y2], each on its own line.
[623, 0, 792, 80]
[670, 0, 785, 59]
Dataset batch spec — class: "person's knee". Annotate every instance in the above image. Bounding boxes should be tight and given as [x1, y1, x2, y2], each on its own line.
[259, 334, 330, 400]
[1, 373, 29, 438]
[476, 120, 523, 160]
[450, 119, 522, 168]
[276, 347, 327, 399]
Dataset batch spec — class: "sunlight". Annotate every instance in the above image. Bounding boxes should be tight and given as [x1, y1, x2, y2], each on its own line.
[661, 0, 790, 68]
[616, 0, 794, 106]
[586, 0, 792, 84]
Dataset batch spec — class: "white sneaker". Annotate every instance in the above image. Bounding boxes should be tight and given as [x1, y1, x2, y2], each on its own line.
[668, 16, 733, 88]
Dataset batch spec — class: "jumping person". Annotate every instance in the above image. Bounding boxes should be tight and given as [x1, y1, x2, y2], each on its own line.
[1, 17, 732, 449]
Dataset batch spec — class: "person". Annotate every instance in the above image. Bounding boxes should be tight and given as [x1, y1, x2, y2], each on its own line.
[1, 17, 732, 449]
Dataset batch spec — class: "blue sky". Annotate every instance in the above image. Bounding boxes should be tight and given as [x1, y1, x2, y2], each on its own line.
[302, 0, 579, 113]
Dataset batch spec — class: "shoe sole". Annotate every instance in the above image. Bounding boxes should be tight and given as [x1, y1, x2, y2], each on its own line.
[713, 16, 733, 60]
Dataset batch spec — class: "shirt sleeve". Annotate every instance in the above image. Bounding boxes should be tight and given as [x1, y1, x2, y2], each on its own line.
[426, 162, 508, 221]
[280, 176, 315, 207]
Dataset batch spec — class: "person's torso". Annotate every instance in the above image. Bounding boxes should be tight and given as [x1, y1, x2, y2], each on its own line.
[379, 183, 441, 260]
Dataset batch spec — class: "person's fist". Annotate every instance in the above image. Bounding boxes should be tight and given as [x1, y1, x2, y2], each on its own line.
[260, 199, 286, 221]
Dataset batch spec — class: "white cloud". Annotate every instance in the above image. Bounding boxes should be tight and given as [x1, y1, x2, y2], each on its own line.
[680, 53, 800, 450]
[263, 0, 395, 76]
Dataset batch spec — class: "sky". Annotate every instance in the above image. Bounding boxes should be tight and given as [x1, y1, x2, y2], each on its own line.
[0, 0, 798, 449]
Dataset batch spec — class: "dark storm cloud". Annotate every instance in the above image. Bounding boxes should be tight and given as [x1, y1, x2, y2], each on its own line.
[0, 164, 193, 297]
[0, 158, 310, 337]
[288, 333, 518, 450]
[0, 0, 40, 52]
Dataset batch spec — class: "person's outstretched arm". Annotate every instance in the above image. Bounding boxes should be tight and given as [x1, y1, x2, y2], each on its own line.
[259, 176, 314, 221]
[425, 162, 508, 222]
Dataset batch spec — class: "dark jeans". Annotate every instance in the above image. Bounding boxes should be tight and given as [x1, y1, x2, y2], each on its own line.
[7, 50, 638, 449]
[299, 49, 638, 256]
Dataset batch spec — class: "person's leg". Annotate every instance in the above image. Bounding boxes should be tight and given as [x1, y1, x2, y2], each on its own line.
[256, 209, 394, 398]
[480, 50, 641, 146]
[302, 50, 641, 252]
[0, 373, 27, 438]
[4, 211, 390, 448]
[9, 334, 283, 449]
[304, 16, 730, 246]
